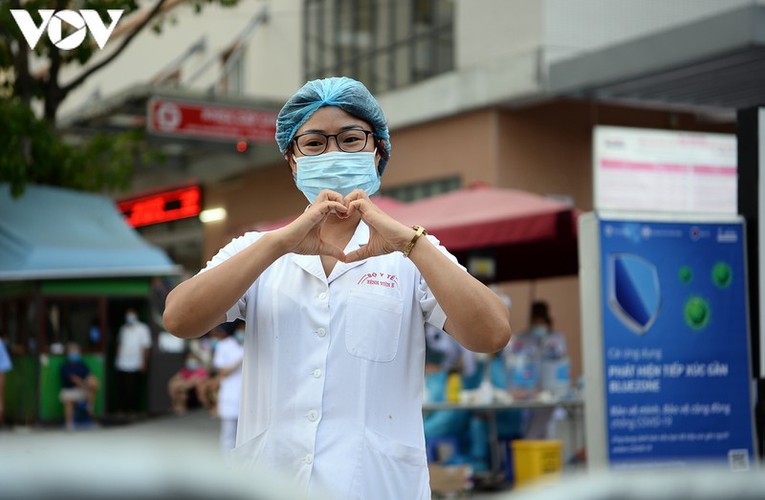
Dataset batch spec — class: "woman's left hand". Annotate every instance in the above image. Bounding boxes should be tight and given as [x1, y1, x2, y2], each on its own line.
[343, 190, 416, 262]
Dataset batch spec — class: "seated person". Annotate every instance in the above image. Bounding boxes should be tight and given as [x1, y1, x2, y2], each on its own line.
[194, 326, 228, 416]
[167, 352, 208, 415]
[59, 342, 99, 430]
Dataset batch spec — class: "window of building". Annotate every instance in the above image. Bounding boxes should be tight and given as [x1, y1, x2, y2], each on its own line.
[304, 0, 454, 93]
[381, 175, 461, 202]
[219, 47, 245, 96]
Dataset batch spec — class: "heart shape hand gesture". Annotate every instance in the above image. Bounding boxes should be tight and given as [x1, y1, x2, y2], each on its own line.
[279, 189, 416, 262]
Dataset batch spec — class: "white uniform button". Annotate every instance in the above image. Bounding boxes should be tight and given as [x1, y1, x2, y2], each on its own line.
[305, 454, 313, 465]
[312, 369, 322, 378]
[307, 410, 319, 422]
[316, 328, 326, 337]
[318, 292, 327, 300]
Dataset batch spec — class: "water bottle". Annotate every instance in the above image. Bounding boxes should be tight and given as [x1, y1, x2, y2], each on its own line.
[446, 370, 462, 403]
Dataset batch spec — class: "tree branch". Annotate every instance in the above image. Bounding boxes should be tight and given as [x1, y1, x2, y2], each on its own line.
[9, 0, 33, 105]
[43, 0, 67, 123]
[59, 0, 169, 97]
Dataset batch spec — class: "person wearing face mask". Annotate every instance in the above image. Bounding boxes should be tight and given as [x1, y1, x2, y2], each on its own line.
[163, 77, 512, 499]
[115, 307, 151, 418]
[59, 342, 99, 430]
[213, 320, 245, 457]
[192, 324, 227, 416]
[506, 301, 569, 439]
[167, 352, 208, 415]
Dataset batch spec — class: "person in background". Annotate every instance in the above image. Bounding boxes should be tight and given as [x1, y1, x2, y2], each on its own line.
[115, 307, 151, 417]
[167, 352, 208, 415]
[162, 77, 512, 499]
[0, 335, 12, 426]
[189, 327, 217, 371]
[532, 301, 567, 364]
[195, 325, 226, 416]
[506, 300, 568, 439]
[423, 324, 474, 465]
[59, 342, 99, 430]
[213, 320, 245, 456]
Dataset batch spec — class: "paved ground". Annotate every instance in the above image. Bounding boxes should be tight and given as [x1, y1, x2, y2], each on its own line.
[6, 416, 759, 500]
[0, 411, 517, 499]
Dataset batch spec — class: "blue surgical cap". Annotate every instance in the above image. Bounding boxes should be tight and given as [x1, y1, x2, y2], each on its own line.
[275, 77, 392, 175]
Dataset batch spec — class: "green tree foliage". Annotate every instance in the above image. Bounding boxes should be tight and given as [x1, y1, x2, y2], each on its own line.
[0, 0, 238, 197]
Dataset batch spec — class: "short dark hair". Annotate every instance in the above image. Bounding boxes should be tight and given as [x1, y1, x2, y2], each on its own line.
[530, 301, 551, 323]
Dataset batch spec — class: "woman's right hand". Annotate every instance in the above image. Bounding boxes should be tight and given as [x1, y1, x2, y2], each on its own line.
[276, 189, 349, 261]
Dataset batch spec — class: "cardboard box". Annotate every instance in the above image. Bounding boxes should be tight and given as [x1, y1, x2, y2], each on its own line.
[428, 464, 472, 496]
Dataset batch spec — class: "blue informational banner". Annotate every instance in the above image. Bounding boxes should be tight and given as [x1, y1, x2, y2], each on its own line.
[599, 219, 755, 469]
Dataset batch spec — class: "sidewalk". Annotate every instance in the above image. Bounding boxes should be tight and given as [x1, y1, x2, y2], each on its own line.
[0, 410, 221, 463]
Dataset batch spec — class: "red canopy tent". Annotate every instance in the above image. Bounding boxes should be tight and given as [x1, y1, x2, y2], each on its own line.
[385, 186, 579, 282]
[252, 186, 577, 282]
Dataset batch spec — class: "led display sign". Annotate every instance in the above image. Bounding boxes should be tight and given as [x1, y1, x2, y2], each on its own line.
[118, 185, 201, 227]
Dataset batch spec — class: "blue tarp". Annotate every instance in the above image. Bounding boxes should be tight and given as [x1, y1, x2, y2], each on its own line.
[0, 184, 180, 280]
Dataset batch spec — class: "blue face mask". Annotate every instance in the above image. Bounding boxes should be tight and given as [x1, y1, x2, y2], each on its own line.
[234, 330, 245, 344]
[530, 325, 548, 339]
[294, 150, 380, 203]
[68, 353, 81, 362]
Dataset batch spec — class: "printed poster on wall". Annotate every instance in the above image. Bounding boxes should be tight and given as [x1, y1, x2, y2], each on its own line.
[599, 219, 755, 469]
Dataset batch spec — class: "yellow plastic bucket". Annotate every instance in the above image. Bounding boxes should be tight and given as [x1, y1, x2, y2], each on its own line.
[511, 439, 563, 487]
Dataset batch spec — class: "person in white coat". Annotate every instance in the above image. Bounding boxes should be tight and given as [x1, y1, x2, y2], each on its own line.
[163, 77, 512, 499]
[115, 308, 151, 416]
[213, 321, 244, 456]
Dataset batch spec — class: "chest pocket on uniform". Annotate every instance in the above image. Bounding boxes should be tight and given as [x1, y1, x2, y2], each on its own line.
[345, 289, 403, 362]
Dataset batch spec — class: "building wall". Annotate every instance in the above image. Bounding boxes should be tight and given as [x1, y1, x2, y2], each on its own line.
[384, 109, 499, 190]
[455, 0, 543, 69]
[201, 160, 305, 261]
[247, 0, 304, 100]
[542, 0, 755, 64]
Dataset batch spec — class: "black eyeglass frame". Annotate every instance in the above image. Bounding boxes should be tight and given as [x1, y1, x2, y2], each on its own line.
[291, 129, 376, 156]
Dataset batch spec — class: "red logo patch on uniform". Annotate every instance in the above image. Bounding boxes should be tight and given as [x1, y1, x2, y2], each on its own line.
[357, 272, 398, 289]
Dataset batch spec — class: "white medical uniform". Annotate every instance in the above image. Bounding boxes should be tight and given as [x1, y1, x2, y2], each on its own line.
[199, 221, 461, 499]
[115, 321, 151, 372]
[214, 335, 244, 453]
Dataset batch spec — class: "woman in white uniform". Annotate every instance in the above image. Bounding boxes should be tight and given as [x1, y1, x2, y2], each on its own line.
[163, 77, 512, 499]
[213, 322, 244, 456]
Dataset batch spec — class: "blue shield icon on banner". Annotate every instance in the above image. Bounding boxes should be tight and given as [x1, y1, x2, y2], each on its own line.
[607, 253, 661, 334]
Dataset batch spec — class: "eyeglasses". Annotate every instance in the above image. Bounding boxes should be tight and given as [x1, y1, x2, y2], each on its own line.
[292, 129, 374, 156]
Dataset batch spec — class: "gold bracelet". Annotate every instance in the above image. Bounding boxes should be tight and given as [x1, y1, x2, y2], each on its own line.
[402, 225, 427, 258]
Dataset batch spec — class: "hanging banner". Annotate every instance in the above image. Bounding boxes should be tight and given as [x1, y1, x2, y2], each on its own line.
[147, 97, 277, 142]
[598, 218, 755, 469]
